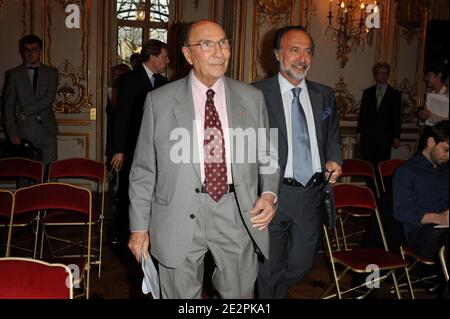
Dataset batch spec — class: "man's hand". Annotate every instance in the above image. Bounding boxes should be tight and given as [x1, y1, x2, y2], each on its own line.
[10, 136, 21, 145]
[438, 209, 449, 226]
[421, 209, 449, 226]
[128, 231, 150, 263]
[250, 192, 276, 231]
[393, 138, 401, 149]
[111, 153, 125, 171]
[325, 161, 342, 184]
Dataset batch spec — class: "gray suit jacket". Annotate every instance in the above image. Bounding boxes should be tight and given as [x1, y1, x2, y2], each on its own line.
[129, 74, 280, 268]
[3, 63, 58, 140]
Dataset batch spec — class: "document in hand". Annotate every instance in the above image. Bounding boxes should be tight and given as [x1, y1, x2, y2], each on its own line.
[141, 251, 160, 299]
[426, 93, 449, 118]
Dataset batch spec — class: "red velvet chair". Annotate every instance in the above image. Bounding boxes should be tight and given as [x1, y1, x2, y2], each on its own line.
[14, 182, 92, 298]
[0, 190, 14, 256]
[42, 158, 106, 278]
[337, 159, 381, 247]
[0, 157, 44, 258]
[321, 184, 413, 299]
[399, 244, 439, 299]
[378, 159, 406, 193]
[0, 157, 44, 185]
[0, 257, 73, 299]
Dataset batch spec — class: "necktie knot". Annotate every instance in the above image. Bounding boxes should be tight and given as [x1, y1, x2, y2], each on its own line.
[28, 67, 39, 71]
[206, 89, 215, 101]
[292, 87, 301, 99]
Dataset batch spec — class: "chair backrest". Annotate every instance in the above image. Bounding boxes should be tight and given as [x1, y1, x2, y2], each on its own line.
[333, 183, 377, 210]
[341, 159, 379, 197]
[48, 157, 105, 183]
[378, 159, 406, 193]
[341, 159, 376, 179]
[0, 257, 73, 299]
[47, 158, 105, 219]
[14, 182, 91, 218]
[0, 157, 44, 183]
[332, 183, 390, 250]
[0, 189, 14, 219]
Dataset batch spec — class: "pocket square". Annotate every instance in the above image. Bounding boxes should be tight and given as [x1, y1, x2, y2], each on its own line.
[322, 107, 332, 120]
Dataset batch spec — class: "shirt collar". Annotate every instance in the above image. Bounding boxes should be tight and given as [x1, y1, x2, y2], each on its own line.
[26, 62, 41, 69]
[415, 152, 442, 170]
[190, 70, 224, 97]
[278, 72, 307, 95]
[142, 63, 154, 80]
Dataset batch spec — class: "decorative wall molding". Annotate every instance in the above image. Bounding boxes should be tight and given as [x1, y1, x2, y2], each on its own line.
[57, 132, 90, 158]
[256, 0, 292, 25]
[391, 0, 428, 111]
[57, 119, 92, 126]
[397, 0, 427, 44]
[397, 77, 418, 124]
[335, 77, 359, 121]
[251, 0, 295, 81]
[301, 0, 317, 30]
[46, 0, 87, 80]
[54, 59, 93, 113]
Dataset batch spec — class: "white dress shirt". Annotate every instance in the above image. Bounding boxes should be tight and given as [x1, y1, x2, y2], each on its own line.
[142, 63, 155, 87]
[278, 73, 322, 178]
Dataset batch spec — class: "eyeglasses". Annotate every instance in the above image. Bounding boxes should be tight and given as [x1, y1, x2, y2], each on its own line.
[186, 39, 231, 52]
[23, 47, 40, 54]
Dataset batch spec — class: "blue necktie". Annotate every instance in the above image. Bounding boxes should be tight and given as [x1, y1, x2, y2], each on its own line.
[292, 87, 312, 186]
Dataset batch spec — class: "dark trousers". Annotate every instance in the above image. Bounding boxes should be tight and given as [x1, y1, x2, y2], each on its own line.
[409, 224, 448, 259]
[108, 159, 131, 239]
[257, 182, 323, 299]
[360, 136, 392, 168]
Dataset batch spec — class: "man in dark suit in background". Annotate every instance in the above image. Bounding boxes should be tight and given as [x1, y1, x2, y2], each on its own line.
[357, 62, 402, 170]
[2, 34, 58, 167]
[109, 39, 170, 244]
[253, 26, 342, 299]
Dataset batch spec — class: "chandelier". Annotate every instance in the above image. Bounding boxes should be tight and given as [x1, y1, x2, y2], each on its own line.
[325, 0, 378, 68]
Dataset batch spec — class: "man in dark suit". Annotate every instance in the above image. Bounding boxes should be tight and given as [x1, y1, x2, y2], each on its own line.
[253, 26, 342, 298]
[3, 34, 58, 167]
[109, 39, 170, 243]
[357, 62, 401, 169]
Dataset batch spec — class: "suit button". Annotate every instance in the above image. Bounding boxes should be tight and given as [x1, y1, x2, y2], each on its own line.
[195, 188, 200, 193]
[190, 214, 195, 219]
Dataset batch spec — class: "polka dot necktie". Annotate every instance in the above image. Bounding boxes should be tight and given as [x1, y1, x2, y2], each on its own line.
[204, 89, 227, 202]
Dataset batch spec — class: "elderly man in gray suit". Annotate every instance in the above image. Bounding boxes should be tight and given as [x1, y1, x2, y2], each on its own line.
[128, 20, 280, 299]
[3, 34, 58, 167]
[253, 26, 343, 298]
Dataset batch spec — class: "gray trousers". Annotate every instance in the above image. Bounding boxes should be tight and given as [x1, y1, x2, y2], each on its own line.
[158, 192, 258, 299]
[22, 120, 57, 168]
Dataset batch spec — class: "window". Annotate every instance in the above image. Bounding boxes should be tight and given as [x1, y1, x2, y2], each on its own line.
[116, 0, 170, 64]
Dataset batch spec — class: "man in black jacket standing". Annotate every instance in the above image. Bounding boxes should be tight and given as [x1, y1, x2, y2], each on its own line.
[109, 39, 170, 244]
[357, 62, 402, 169]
